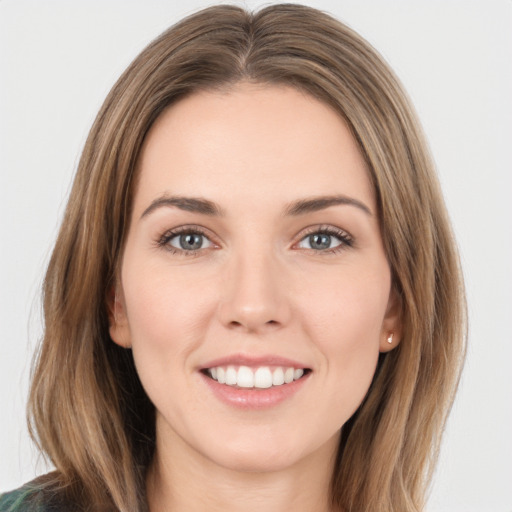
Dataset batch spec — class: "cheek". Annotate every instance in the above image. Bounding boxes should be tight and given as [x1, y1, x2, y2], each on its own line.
[301, 268, 389, 406]
[302, 266, 390, 344]
[120, 262, 220, 420]
[121, 259, 217, 371]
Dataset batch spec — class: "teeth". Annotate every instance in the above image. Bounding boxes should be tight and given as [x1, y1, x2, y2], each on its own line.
[272, 367, 285, 386]
[226, 366, 237, 385]
[284, 367, 294, 384]
[206, 365, 306, 389]
[254, 367, 272, 389]
[237, 366, 254, 388]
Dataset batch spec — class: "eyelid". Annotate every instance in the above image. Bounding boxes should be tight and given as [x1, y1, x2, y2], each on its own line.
[156, 224, 220, 255]
[292, 224, 354, 252]
[155, 223, 354, 256]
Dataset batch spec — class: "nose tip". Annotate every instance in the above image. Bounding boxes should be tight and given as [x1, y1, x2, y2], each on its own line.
[226, 310, 282, 333]
[217, 255, 290, 334]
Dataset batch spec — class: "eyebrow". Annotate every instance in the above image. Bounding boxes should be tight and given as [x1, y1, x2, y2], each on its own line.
[140, 195, 224, 219]
[140, 193, 372, 220]
[284, 195, 372, 217]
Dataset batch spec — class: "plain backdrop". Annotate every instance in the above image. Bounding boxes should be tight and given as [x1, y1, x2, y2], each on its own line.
[1, 1, 511, 511]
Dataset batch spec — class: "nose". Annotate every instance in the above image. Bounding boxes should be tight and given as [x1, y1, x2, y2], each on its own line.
[217, 250, 291, 334]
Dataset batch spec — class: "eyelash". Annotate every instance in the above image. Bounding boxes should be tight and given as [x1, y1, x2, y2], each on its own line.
[156, 225, 213, 256]
[156, 224, 354, 257]
[295, 225, 354, 254]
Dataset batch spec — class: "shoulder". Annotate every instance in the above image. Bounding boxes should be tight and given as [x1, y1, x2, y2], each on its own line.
[0, 485, 40, 512]
[0, 477, 71, 512]
[0, 485, 34, 512]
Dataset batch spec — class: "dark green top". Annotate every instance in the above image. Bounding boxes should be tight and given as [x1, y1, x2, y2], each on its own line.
[0, 486, 34, 512]
[0, 486, 40, 512]
[0, 482, 68, 512]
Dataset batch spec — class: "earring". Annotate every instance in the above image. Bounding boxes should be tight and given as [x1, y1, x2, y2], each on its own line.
[386, 333, 393, 344]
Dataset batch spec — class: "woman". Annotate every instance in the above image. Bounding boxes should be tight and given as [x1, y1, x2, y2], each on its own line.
[0, 4, 466, 512]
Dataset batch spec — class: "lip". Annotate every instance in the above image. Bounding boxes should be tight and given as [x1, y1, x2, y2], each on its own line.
[199, 353, 312, 410]
[200, 353, 310, 370]
[200, 370, 310, 410]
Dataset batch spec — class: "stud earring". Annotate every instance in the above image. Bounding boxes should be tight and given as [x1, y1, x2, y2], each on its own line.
[387, 333, 393, 344]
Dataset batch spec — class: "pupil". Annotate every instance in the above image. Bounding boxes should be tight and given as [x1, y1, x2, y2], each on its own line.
[180, 233, 202, 250]
[310, 234, 330, 250]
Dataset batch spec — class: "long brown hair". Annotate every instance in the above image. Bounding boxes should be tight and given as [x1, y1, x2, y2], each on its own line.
[28, 4, 466, 511]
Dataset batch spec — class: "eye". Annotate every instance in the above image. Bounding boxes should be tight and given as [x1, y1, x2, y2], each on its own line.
[169, 232, 212, 251]
[158, 227, 214, 254]
[298, 233, 340, 251]
[296, 227, 353, 252]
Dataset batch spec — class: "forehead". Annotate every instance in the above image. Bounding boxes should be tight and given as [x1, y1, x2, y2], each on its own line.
[134, 83, 374, 216]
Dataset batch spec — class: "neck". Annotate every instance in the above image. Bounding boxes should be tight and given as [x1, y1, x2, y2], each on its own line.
[146, 423, 340, 512]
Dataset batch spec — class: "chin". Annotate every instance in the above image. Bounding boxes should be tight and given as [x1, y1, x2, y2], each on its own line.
[212, 448, 302, 474]
[202, 428, 339, 475]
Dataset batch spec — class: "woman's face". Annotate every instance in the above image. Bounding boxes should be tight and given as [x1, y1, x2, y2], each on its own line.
[110, 83, 400, 473]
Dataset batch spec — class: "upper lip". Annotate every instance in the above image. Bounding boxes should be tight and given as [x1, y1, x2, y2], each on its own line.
[200, 354, 310, 370]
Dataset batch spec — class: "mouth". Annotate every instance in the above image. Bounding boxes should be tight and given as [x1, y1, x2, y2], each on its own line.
[201, 365, 311, 389]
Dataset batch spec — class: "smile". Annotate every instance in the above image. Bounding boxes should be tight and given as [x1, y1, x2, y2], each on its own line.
[204, 365, 309, 389]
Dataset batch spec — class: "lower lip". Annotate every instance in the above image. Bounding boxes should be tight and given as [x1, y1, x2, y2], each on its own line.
[201, 372, 310, 410]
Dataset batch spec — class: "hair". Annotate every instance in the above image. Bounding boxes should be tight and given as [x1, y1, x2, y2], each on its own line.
[26, 4, 466, 512]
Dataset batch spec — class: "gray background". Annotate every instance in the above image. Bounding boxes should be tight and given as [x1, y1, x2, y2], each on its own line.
[1, 1, 511, 510]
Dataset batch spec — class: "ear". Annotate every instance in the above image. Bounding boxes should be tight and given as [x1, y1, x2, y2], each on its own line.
[106, 284, 132, 349]
[379, 287, 402, 353]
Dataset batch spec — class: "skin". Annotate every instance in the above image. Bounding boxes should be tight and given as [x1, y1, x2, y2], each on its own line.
[109, 82, 401, 512]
